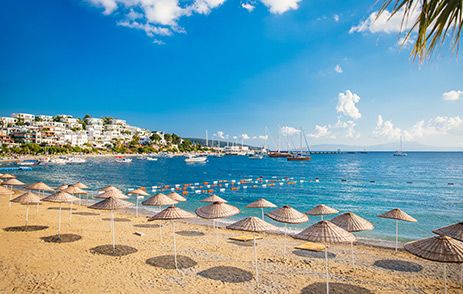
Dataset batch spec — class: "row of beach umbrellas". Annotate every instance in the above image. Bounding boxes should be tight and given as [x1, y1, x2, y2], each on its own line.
[1, 174, 462, 293]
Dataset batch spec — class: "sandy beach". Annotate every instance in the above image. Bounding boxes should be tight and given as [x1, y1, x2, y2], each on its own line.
[0, 191, 461, 294]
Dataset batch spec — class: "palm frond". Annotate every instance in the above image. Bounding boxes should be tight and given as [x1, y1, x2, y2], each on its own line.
[377, 0, 463, 62]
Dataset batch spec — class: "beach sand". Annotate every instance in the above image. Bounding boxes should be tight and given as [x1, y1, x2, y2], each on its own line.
[0, 191, 461, 293]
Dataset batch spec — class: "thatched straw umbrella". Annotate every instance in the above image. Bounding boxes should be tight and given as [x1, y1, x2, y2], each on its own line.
[295, 220, 356, 294]
[0, 185, 14, 195]
[306, 204, 339, 220]
[246, 198, 277, 221]
[95, 189, 129, 199]
[167, 191, 187, 203]
[149, 206, 195, 270]
[378, 208, 417, 252]
[405, 235, 463, 294]
[142, 193, 178, 241]
[330, 212, 374, 266]
[10, 191, 41, 227]
[2, 178, 25, 208]
[64, 185, 87, 206]
[200, 194, 227, 229]
[42, 191, 78, 238]
[266, 205, 308, 254]
[73, 182, 88, 189]
[27, 182, 54, 214]
[196, 201, 240, 245]
[101, 185, 122, 193]
[433, 222, 463, 285]
[227, 217, 277, 283]
[0, 173, 16, 180]
[89, 196, 133, 249]
[201, 194, 227, 203]
[128, 188, 149, 217]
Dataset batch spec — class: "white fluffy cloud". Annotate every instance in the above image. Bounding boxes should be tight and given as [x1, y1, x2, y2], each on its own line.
[241, 2, 255, 12]
[336, 90, 361, 120]
[333, 14, 340, 22]
[280, 126, 301, 136]
[442, 90, 463, 101]
[214, 131, 227, 139]
[350, 5, 419, 34]
[241, 133, 251, 140]
[258, 135, 268, 140]
[260, 0, 300, 14]
[334, 64, 343, 74]
[374, 115, 402, 140]
[308, 125, 334, 139]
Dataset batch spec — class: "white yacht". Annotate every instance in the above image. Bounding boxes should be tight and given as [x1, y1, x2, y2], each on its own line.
[185, 156, 207, 163]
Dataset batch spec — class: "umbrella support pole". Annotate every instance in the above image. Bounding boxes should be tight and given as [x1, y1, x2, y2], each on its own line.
[36, 202, 39, 215]
[284, 224, 287, 255]
[58, 203, 62, 238]
[111, 211, 116, 250]
[351, 242, 355, 268]
[215, 222, 219, 247]
[160, 221, 163, 242]
[321, 215, 324, 220]
[25, 205, 29, 227]
[135, 198, 139, 217]
[253, 233, 259, 284]
[444, 263, 447, 294]
[460, 263, 462, 286]
[79, 195, 81, 206]
[325, 247, 329, 294]
[9, 193, 12, 209]
[172, 221, 178, 271]
[69, 202, 73, 222]
[395, 220, 399, 252]
[261, 208, 264, 221]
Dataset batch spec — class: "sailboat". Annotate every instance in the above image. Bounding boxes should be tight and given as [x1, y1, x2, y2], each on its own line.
[393, 136, 407, 157]
[287, 130, 311, 161]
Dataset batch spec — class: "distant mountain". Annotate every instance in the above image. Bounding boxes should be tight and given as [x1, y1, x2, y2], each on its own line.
[310, 141, 462, 152]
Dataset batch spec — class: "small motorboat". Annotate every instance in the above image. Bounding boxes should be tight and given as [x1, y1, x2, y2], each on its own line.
[185, 156, 207, 163]
[146, 157, 158, 161]
[17, 159, 39, 166]
[116, 157, 132, 163]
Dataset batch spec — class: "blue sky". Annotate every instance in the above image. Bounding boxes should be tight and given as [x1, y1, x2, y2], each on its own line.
[1, 0, 462, 148]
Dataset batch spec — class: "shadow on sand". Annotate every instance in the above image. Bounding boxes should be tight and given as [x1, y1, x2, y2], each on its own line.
[198, 266, 253, 283]
[133, 223, 161, 228]
[4, 225, 49, 232]
[101, 218, 131, 222]
[41, 234, 82, 243]
[72, 212, 100, 216]
[90, 245, 138, 256]
[292, 250, 336, 259]
[373, 259, 423, 272]
[301, 282, 372, 294]
[176, 230, 205, 237]
[48, 207, 74, 211]
[146, 255, 198, 270]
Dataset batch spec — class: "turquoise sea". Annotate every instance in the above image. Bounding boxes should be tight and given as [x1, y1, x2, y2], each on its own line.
[6, 152, 463, 244]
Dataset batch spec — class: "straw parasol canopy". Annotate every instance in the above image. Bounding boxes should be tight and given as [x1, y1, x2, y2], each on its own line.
[266, 205, 308, 224]
[73, 182, 89, 189]
[89, 197, 133, 249]
[42, 191, 79, 237]
[63, 185, 87, 195]
[306, 204, 339, 220]
[27, 182, 54, 192]
[378, 208, 417, 222]
[247, 198, 277, 221]
[330, 212, 374, 232]
[405, 235, 463, 293]
[95, 189, 129, 199]
[195, 201, 240, 219]
[2, 178, 25, 186]
[148, 206, 195, 271]
[295, 220, 356, 294]
[149, 206, 195, 221]
[129, 188, 149, 196]
[101, 185, 122, 193]
[433, 222, 463, 242]
[11, 191, 42, 205]
[378, 208, 417, 252]
[227, 217, 278, 284]
[167, 191, 187, 202]
[57, 184, 69, 191]
[404, 235, 463, 263]
[227, 216, 277, 233]
[295, 220, 356, 243]
[10, 191, 41, 227]
[42, 191, 78, 203]
[142, 193, 177, 206]
[201, 194, 227, 203]
[0, 173, 16, 179]
[247, 198, 277, 209]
